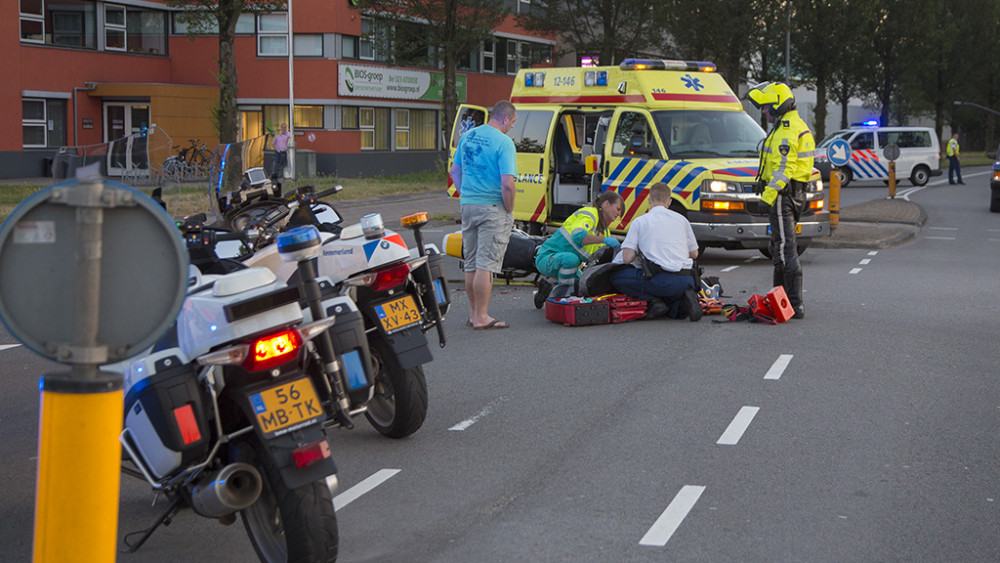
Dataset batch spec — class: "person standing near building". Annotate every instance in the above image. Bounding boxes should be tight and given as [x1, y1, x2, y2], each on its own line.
[449, 100, 518, 330]
[947, 133, 964, 185]
[746, 82, 813, 319]
[271, 123, 291, 178]
[608, 182, 701, 321]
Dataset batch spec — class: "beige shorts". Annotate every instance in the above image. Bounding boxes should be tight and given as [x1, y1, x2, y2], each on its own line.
[461, 204, 514, 273]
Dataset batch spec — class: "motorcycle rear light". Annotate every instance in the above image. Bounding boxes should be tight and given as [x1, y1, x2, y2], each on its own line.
[173, 404, 202, 445]
[370, 263, 410, 291]
[245, 329, 301, 371]
[292, 438, 331, 468]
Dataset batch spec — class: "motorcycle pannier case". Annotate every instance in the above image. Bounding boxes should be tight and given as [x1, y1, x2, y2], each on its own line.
[324, 297, 375, 406]
[421, 250, 451, 316]
[123, 356, 211, 480]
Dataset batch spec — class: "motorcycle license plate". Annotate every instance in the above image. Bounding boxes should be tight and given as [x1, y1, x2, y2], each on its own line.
[766, 223, 802, 235]
[374, 295, 422, 334]
[249, 377, 323, 438]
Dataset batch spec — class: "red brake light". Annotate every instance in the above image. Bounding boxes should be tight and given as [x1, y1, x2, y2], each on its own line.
[292, 438, 331, 468]
[245, 329, 301, 371]
[371, 263, 410, 291]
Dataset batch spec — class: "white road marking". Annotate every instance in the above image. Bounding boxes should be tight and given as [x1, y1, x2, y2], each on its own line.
[849, 268, 863, 275]
[720, 265, 739, 272]
[929, 227, 958, 230]
[764, 354, 793, 380]
[744, 255, 762, 263]
[717, 406, 760, 445]
[925, 236, 956, 240]
[859, 258, 871, 265]
[0, 344, 21, 352]
[333, 469, 400, 511]
[867, 251, 878, 256]
[449, 397, 506, 431]
[640, 485, 706, 547]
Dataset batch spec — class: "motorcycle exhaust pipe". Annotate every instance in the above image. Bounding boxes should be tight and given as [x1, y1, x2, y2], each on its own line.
[190, 462, 263, 518]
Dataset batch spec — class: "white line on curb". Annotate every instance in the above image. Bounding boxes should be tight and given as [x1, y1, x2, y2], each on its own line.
[449, 397, 506, 431]
[0, 344, 21, 352]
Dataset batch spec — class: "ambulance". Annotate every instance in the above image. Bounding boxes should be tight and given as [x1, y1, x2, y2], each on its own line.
[447, 59, 829, 254]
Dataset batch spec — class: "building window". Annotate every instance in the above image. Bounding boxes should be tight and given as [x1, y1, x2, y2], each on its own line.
[482, 40, 495, 73]
[409, 109, 437, 150]
[172, 12, 254, 35]
[342, 106, 359, 129]
[360, 17, 389, 62]
[257, 13, 287, 56]
[263, 105, 324, 131]
[360, 107, 390, 151]
[294, 34, 323, 57]
[395, 109, 409, 150]
[23, 98, 67, 149]
[100, 4, 166, 54]
[342, 34, 358, 59]
[21, 0, 99, 49]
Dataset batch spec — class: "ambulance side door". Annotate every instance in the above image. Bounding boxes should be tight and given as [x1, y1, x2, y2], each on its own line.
[448, 104, 488, 197]
[601, 108, 665, 230]
[505, 108, 558, 226]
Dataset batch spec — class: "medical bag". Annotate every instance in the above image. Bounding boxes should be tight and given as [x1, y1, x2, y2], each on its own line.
[544, 294, 646, 326]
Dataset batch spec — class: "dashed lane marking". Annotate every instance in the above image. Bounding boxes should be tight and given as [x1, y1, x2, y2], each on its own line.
[639, 485, 706, 547]
[925, 236, 956, 240]
[448, 397, 506, 431]
[867, 251, 878, 256]
[859, 259, 871, 265]
[333, 469, 400, 511]
[929, 227, 958, 231]
[0, 344, 21, 352]
[849, 268, 863, 275]
[720, 265, 739, 272]
[716, 406, 760, 446]
[764, 354, 793, 380]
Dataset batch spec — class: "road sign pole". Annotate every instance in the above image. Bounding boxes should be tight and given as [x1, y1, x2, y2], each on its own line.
[34, 373, 123, 562]
[829, 170, 841, 231]
[33, 177, 123, 562]
[889, 162, 896, 199]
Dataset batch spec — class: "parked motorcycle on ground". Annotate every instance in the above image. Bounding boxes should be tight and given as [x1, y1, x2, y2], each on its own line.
[110, 216, 374, 562]
[212, 174, 451, 439]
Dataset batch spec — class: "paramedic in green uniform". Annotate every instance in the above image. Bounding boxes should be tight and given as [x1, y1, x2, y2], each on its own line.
[534, 191, 624, 303]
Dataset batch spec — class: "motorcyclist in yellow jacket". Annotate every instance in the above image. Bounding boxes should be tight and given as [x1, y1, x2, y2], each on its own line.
[747, 82, 814, 319]
[534, 191, 624, 305]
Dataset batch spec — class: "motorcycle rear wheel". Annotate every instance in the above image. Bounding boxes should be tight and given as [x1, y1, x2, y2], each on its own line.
[364, 336, 428, 438]
[240, 439, 338, 563]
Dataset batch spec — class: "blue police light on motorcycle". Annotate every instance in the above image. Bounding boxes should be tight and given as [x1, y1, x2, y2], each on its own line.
[277, 225, 322, 262]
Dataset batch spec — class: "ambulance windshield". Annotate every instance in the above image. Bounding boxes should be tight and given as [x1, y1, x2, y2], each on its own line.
[652, 110, 765, 159]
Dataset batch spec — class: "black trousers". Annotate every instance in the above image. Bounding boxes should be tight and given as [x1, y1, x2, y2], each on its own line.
[768, 187, 801, 276]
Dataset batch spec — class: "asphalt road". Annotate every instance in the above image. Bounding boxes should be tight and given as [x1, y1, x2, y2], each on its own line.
[1, 168, 998, 561]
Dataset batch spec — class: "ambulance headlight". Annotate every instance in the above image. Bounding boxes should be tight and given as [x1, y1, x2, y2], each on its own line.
[706, 180, 739, 193]
[808, 179, 824, 192]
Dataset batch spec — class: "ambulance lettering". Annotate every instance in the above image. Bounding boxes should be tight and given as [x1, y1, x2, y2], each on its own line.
[516, 173, 545, 184]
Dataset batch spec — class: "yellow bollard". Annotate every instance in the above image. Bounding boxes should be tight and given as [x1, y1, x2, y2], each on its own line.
[888, 161, 896, 199]
[34, 372, 123, 562]
[829, 169, 841, 231]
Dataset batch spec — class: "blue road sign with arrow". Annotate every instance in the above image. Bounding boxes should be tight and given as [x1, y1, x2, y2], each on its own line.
[827, 139, 851, 167]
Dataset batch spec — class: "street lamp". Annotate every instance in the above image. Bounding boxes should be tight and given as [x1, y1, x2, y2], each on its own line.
[287, 1, 296, 181]
[953, 100, 1000, 117]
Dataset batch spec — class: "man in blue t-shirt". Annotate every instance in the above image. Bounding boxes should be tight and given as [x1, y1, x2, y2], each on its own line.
[449, 100, 518, 329]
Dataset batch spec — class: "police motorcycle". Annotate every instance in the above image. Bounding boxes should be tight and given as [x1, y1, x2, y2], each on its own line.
[109, 216, 362, 562]
[215, 173, 450, 439]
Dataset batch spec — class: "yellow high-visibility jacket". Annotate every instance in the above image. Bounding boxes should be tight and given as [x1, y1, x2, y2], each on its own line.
[760, 110, 815, 205]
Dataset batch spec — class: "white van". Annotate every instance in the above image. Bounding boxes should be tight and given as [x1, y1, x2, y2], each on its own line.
[814, 126, 941, 187]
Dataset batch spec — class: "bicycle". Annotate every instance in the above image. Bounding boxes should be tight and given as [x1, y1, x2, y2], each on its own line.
[162, 139, 212, 182]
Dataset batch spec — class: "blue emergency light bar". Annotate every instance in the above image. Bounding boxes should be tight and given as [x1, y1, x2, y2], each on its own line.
[619, 59, 717, 72]
[524, 72, 545, 87]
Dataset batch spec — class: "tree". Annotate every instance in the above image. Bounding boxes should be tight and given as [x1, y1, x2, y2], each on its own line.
[517, 0, 664, 66]
[352, 0, 509, 147]
[169, 0, 284, 145]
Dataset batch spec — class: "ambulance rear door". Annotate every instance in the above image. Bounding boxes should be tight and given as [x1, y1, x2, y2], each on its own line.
[448, 104, 488, 197]
[599, 107, 666, 232]
[505, 107, 559, 229]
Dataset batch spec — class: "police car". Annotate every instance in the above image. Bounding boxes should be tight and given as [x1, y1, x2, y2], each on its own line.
[814, 123, 941, 187]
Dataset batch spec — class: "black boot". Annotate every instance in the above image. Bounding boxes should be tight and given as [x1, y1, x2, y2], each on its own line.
[534, 279, 554, 309]
[644, 298, 669, 319]
[783, 271, 804, 319]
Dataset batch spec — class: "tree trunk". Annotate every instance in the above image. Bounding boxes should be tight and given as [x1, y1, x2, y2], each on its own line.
[814, 71, 827, 140]
[217, 1, 243, 190]
[441, 0, 458, 156]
